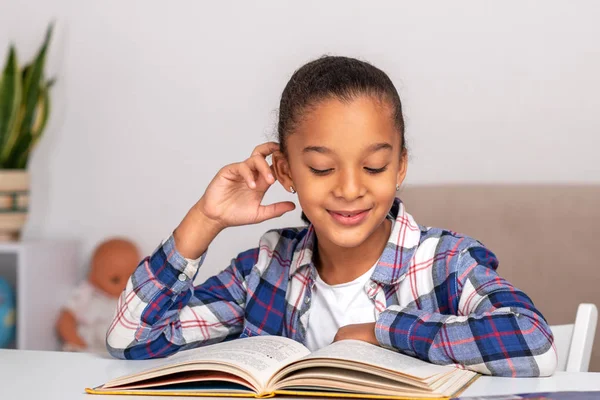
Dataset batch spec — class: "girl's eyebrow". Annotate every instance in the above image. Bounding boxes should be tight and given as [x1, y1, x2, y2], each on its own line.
[302, 142, 393, 154]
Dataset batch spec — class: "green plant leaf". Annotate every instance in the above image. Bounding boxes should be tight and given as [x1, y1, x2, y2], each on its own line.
[0, 23, 53, 167]
[32, 81, 50, 139]
[21, 64, 30, 82]
[0, 46, 23, 168]
[11, 131, 31, 169]
[15, 83, 50, 168]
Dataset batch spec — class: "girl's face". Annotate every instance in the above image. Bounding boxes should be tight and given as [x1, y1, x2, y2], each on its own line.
[276, 95, 407, 249]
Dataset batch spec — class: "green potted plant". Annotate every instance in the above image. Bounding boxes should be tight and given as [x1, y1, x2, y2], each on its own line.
[0, 24, 54, 241]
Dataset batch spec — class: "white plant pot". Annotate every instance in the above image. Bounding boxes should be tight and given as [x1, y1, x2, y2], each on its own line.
[0, 170, 29, 241]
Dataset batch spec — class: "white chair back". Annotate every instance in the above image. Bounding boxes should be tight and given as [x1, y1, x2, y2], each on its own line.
[550, 303, 598, 372]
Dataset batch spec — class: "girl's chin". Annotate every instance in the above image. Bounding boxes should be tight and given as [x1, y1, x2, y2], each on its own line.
[320, 226, 375, 248]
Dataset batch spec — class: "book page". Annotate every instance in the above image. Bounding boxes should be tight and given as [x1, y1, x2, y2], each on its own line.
[298, 339, 455, 379]
[273, 367, 434, 393]
[117, 336, 311, 390]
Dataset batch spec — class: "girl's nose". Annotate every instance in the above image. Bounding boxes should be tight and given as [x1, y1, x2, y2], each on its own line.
[333, 169, 366, 201]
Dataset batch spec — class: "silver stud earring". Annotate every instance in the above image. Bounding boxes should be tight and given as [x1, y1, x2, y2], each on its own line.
[396, 184, 400, 191]
[290, 186, 296, 194]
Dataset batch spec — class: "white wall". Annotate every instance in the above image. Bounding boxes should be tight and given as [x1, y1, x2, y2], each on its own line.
[1, 0, 599, 280]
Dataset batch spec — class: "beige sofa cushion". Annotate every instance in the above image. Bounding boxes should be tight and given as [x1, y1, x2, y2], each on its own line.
[400, 184, 600, 372]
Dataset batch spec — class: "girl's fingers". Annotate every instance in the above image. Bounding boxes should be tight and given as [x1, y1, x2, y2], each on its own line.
[251, 142, 280, 158]
[247, 155, 275, 184]
[226, 143, 281, 190]
[236, 162, 256, 189]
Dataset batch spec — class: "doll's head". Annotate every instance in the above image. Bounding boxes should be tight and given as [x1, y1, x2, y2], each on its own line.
[88, 238, 140, 298]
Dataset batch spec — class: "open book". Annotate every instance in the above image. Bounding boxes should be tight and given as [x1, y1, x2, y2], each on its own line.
[87, 336, 479, 399]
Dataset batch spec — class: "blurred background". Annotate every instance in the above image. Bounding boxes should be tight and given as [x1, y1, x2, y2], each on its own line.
[0, 0, 598, 370]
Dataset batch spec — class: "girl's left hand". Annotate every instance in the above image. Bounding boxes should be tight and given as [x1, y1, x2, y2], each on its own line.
[332, 323, 379, 345]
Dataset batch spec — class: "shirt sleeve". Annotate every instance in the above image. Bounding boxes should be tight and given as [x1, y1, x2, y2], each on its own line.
[106, 234, 257, 360]
[375, 242, 557, 377]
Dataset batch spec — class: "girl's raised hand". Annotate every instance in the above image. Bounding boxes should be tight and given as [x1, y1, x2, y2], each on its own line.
[175, 142, 296, 259]
[196, 142, 296, 229]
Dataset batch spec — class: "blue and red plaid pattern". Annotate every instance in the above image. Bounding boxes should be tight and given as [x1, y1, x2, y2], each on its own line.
[106, 198, 556, 377]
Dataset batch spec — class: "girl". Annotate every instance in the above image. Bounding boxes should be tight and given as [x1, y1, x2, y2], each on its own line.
[106, 56, 556, 377]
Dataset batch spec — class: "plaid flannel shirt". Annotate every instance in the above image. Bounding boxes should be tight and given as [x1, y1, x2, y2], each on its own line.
[106, 198, 557, 377]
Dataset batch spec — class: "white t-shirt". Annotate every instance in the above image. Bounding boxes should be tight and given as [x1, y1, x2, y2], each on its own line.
[305, 263, 378, 351]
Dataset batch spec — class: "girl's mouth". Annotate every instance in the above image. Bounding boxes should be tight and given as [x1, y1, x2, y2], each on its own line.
[327, 209, 371, 226]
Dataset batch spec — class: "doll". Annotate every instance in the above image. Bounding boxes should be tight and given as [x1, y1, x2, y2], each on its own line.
[56, 237, 140, 354]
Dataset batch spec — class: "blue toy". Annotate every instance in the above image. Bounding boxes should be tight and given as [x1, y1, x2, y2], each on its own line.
[0, 277, 16, 348]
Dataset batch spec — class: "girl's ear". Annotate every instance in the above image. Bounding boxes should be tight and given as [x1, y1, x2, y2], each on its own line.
[272, 151, 294, 192]
[396, 150, 408, 187]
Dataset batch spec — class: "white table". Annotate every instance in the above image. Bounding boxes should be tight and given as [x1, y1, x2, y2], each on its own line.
[1, 349, 599, 399]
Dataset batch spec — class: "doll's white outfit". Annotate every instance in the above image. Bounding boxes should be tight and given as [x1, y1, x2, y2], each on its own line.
[63, 280, 117, 355]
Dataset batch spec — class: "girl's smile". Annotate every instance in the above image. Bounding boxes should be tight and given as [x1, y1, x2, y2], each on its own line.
[327, 208, 371, 226]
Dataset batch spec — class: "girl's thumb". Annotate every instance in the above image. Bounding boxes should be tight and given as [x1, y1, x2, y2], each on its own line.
[256, 202, 296, 222]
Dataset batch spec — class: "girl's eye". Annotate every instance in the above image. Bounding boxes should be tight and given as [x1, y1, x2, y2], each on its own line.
[309, 167, 333, 176]
[310, 166, 389, 175]
[365, 166, 388, 174]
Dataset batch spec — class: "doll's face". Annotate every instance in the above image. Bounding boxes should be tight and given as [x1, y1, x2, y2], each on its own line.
[88, 239, 140, 298]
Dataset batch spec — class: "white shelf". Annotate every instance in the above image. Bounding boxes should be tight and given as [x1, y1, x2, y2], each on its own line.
[0, 242, 24, 252]
[0, 240, 79, 351]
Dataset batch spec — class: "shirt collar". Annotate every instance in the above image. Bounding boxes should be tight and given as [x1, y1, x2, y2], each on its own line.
[288, 198, 421, 285]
